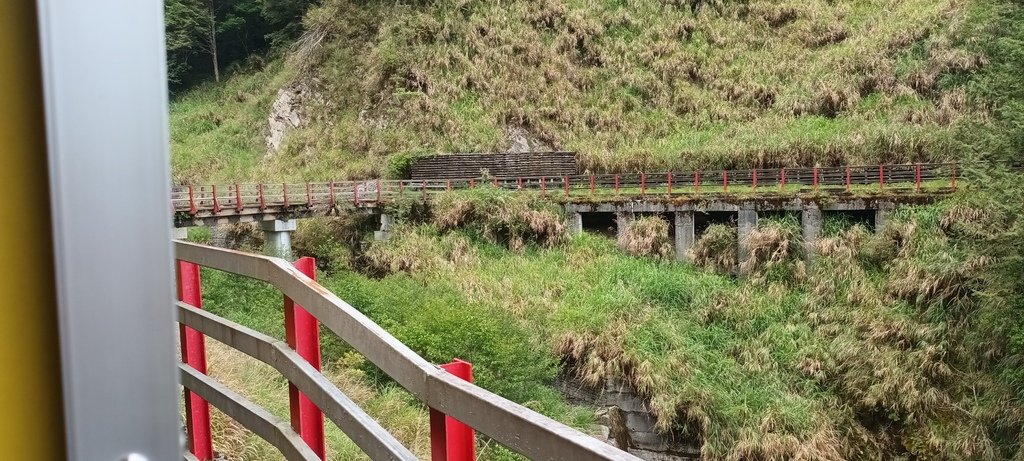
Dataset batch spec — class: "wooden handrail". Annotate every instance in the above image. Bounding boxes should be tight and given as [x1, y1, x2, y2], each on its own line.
[175, 241, 638, 460]
[177, 302, 418, 460]
[178, 364, 320, 461]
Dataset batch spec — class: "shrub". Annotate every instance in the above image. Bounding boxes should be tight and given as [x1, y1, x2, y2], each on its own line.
[293, 215, 375, 270]
[362, 225, 475, 276]
[618, 216, 672, 259]
[740, 216, 806, 284]
[690, 223, 738, 275]
[432, 189, 565, 251]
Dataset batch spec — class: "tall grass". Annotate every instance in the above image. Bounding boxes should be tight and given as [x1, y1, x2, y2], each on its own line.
[170, 0, 992, 182]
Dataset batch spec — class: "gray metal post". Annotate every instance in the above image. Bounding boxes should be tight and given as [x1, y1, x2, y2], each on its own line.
[674, 211, 694, 262]
[37, 0, 184, 457]
[261, 219, 297, 259]
[802, 205, 823, 263]
[737, 208, 758, 275]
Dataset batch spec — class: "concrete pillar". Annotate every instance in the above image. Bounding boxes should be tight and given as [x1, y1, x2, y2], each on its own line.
[261, 219, 296, 259]
[875, 202, 894, 233]
[616, 213, 633, 240]
[567, 212, 583, 236]
[172, 227, 188, 240]
[674, 211, 694, 262]
[802, 206, 823, 263]
[737, 208, 758, 275]
[374, 213, 394, 241]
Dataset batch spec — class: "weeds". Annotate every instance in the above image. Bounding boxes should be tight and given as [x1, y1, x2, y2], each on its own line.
[171, 0, 986, 181]
[690, 223, 738, 275]
[617, 216, 672, 259]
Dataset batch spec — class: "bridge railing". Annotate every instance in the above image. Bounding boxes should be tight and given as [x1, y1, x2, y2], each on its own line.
[174, 241, 636, 461]
[173, 163, 964, 217]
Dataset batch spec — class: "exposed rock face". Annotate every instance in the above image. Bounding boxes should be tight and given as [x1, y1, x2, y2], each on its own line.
[505, 126, 552, 153]
[558, 374, 700, 461]
[266, 85, 306, 154]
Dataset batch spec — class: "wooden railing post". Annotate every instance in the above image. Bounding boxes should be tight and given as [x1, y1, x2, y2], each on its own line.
[431, 359, 476, 461]
[177, 261, 213, 460]
[284, 257, 326, 459]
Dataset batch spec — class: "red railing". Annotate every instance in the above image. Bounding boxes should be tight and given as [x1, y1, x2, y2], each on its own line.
[172, 163, 966, 216]
[174, 242, 634, 461]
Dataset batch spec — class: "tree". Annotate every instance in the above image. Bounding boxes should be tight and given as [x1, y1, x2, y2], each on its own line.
[164, 0, 315, 87]
[165, 0, 206, 84]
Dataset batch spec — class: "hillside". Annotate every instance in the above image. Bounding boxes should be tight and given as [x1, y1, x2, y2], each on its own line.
[170, 0, 1011, 183]
[169, 1, 1024, 460]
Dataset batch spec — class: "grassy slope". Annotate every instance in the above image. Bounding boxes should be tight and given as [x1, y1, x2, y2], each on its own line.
[171, 0, 991, 183]
[198, 187, 1024, 460]
[174, 0, 1024, 459]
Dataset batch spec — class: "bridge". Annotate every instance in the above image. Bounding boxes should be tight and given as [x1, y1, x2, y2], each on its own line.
[173, 163, 960, 264]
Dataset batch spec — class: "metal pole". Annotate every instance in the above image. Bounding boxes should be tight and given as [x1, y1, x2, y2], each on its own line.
[178, 261, 213, 460]
[284, 257, 326, 459]
[431, 360, 476, 461]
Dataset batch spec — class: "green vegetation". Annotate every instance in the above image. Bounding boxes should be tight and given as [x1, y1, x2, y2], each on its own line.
[170, 0, 1024, 459]
[199, 187, 1024, 459]
[169, 0, 1013, 182]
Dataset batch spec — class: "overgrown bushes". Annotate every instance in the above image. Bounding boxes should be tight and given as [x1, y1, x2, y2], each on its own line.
[431, 189, 565, 251]
[740, 216, 806, 284]
[617, 216, 672, 259]
[689, 223, 738, 274]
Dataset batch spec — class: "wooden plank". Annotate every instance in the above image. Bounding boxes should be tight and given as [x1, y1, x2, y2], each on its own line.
[178, 364, 320, 461]
[175, 242, 640, 461]
[176, 302, 418, 461]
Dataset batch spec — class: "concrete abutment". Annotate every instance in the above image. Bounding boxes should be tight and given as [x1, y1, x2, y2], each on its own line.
[261, 219, 297, 259]
[674, 211, 695, 262]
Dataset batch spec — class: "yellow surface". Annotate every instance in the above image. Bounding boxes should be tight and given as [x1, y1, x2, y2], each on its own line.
[0, 0, 66, 457]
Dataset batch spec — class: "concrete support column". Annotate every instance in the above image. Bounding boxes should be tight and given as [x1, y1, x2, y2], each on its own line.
[802, 206, 823, 264]
[674, 211, 695, 262]
[737, 208, 758, 275]
[567, 212, 583, 236]
[616, 213, 634, 240]
[172, 227, 188, 240]
[875, 202, 894, 233]
[261, 219, 297, 259]
[374, 213, 394, 241]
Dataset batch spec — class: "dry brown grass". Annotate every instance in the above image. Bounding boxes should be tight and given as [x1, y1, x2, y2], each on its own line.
[739, 218, 806, 283]
[690, 223, 738, 275]
[617, 216, 672, 259]
[171, 0, 984, 182]
[198, 339, 431, 460]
